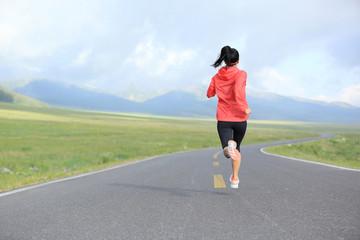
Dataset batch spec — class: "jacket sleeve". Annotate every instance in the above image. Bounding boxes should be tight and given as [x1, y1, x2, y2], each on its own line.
[207, 77, 216, 98]
[235, 71, 249, 112]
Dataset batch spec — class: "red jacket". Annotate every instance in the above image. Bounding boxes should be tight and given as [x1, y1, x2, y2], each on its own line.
[207, 66, 249, 122]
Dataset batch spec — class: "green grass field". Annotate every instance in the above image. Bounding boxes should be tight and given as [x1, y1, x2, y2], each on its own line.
[265, 134, 360, 169]
[0, 102, 358, 192]
[253, 120, 360, 169]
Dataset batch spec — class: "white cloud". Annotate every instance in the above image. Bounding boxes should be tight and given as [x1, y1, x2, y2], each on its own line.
[339, 84, 360, 107]
[0, 0, 358, 104]
[314, 84, 360, 107]
[258, 49, 360, 105]
[26, 66, 42, 73]
[252, 67, 304, 96]
[125, 39, 197, 78]
[0, 0, 112, 61]
[314, 94, 335, 103]
[73, 48, 92, 66]
[0, 23, 18, 48]
[0, 1, 57, 58]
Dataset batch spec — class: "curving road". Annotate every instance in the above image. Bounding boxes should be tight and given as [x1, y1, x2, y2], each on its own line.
[1, 134, 359, 240]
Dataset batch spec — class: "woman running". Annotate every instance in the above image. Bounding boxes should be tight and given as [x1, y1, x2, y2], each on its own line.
[207, 46, 251, 189]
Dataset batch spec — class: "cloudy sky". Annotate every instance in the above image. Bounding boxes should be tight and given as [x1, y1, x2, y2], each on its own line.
[0, 0, 359, 106]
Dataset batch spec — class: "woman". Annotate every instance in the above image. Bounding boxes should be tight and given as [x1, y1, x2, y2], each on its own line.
[207, 46, 251, 189]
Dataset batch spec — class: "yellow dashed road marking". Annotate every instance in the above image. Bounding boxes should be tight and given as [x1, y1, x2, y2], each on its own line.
[213, 151, 225, 188]
[213, 174, 226, 188]
[213, 151, 222, 159]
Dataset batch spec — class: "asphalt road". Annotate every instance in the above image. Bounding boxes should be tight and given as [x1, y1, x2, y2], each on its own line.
[1, 134, 359, 240]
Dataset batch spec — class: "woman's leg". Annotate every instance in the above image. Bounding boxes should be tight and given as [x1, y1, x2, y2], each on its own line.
[217, 121, 232, 158]
[232, 153, 241, 180]
[232, 121, 247, 180]
[233, 121, 247, 152]
[218, 121, 247, 185]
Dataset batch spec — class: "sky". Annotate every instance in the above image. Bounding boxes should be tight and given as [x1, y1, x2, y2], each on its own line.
[0, 0, 359, 106]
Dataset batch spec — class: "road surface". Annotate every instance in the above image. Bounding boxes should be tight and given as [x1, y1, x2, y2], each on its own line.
[1, 134, 359, 239]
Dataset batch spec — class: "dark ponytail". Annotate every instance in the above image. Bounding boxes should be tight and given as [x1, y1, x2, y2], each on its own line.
[212, 46, 239, 68]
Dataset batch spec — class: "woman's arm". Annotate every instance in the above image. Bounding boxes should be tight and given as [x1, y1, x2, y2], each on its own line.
[207, 78, 216, 98]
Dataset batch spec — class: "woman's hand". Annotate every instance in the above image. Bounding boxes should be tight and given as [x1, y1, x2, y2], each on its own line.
[244, 108, 252, 115]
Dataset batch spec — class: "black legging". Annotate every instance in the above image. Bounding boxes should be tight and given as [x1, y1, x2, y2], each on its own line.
[217, 121, 247, 152]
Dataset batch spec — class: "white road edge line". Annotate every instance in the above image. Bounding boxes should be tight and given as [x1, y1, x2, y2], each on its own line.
[260, 148, 360, 172]
[0, 156, 157, 198]
[0, 148, 205, 198]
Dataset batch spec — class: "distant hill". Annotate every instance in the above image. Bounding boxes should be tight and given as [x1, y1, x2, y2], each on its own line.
[15, 80, 140, 112]
[14, 80, 360, 124]
[246, 93, 360, 123]
[0, 86, 49, 107]
[142, 91, 217, 117]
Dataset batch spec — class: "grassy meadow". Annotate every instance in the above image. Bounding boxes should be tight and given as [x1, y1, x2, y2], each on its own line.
[0, 102, 358, 192]
[265, 134, 360, 169]
[252, 120, 360, 169]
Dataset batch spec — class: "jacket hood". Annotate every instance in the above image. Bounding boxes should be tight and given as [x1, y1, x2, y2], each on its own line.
[217, 66, 239, 81]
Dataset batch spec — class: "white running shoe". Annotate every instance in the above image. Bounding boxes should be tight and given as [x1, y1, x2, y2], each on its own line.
[230, 174, 239, 189]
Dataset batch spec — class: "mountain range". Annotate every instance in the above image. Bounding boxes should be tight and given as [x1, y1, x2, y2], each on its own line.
[6, 79, 360, 124]
[0, 86, 49, 107]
